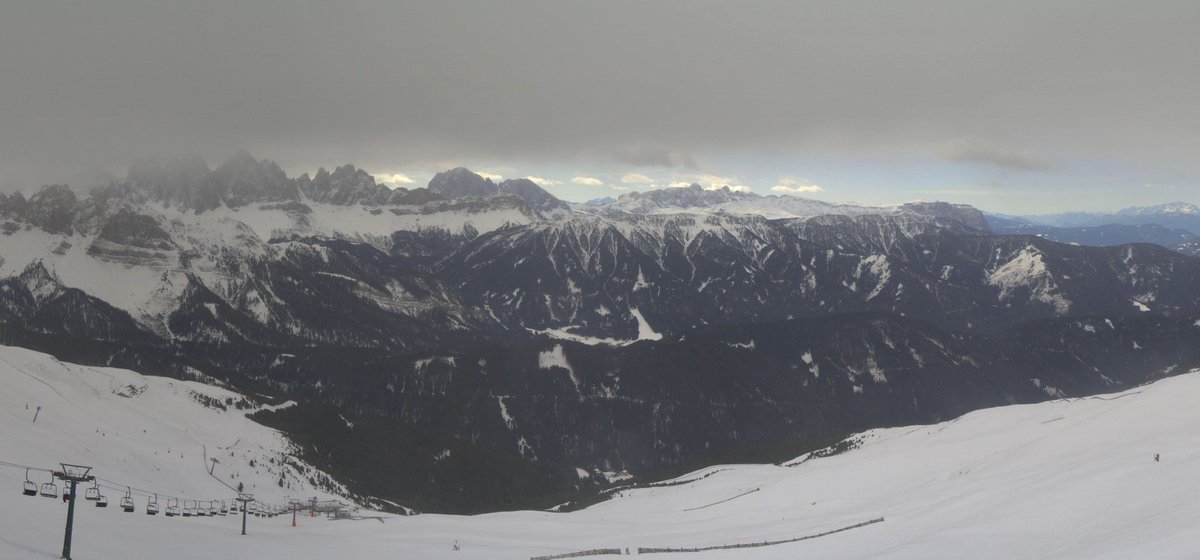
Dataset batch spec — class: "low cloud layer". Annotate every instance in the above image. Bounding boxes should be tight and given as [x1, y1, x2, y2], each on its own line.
[771, 177, 824, 194]
[1, 0, 1198, 198]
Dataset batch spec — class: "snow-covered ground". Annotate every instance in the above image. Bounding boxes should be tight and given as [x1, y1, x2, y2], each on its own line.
[0, 345, 347, 511]
[2, 344, 1198, 559]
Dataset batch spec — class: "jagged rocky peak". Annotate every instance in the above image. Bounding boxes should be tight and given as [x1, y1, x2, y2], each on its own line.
[427, 167, 499, 199]
[615, 183, 751, 210]
[0, 191, 27, 214]
[497, 178, 570, 213]
[125, 151, 298, 211]
[296, 164, 443, 206]
[424, 167, 570, 214]
[299, 164, 386, 205]
[126, 154, 212, 209]
[208, 150, 298, 208]
[23, 184, 80, 235]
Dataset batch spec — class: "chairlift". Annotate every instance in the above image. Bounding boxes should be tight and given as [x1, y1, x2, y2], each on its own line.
[22, 469, 37, 496]
[84, 480, 100, 501]
[146, 494, 160, 516]
[96, 494, 109, 508]
[121, 487, 135, 513]
[182, 500, 194, 517]
[62, 485, 71, 500]
[208, 503, 219, 516]
[219, 501, 229, 515]
[39, 471, 58, 498]
[165, 498, 179, 517]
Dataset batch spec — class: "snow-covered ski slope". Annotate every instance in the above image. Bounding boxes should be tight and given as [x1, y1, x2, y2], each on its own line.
[2, 344, 1198, 559]
[0, 345, 347, 512]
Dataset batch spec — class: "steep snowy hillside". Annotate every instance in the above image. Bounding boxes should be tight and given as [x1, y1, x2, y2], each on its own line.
[2, 357, 1196, 559]
[0, 345, 354, 513]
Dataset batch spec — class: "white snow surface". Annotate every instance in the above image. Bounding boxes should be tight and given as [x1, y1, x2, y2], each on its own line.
[0, 345, 349, 513]
[3, 344, 1199, 559]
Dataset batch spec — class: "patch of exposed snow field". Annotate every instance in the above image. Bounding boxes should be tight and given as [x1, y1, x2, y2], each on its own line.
[2, 345, 1199, 559]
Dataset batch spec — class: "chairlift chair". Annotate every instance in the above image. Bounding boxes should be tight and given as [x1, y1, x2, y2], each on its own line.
[39, 471, 58, 498]
[146, 494, 160, 516]
[219, 501, 229, 515]
[165, 498, 179, 517]
[95, 494, 109, 508]
[182, 500, 194, 517]
[121, 488, 135, 513]
[209, 503, 218, 516]
[22, 469, 37, 496]
[62, 486, 71, 500]
[84, 481, 100, 501]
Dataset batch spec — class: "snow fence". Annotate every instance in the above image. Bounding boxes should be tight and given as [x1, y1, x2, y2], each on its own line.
[637, 517, 885, 554]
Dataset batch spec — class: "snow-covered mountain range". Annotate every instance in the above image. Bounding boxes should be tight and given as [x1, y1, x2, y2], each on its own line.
[1, 152, 1198, 512]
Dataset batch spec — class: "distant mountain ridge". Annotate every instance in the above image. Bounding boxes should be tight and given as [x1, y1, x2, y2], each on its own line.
[1023, 202, 1200, 235]
[582, 184, 989, 230]
[986, 215, 1200, 257]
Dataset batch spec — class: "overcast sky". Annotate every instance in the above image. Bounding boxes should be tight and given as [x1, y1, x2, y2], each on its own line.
[2, 0, 1197, 213]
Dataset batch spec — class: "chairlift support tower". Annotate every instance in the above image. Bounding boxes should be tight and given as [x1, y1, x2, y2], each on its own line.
[54, 464, 93, 560]
[236, 493, 254, 536]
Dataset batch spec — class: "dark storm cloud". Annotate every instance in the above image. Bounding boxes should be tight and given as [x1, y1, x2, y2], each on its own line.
[610, 147, 699, 170]
[942, 139, 1054, 172]
[1, 0, 1198, 188]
